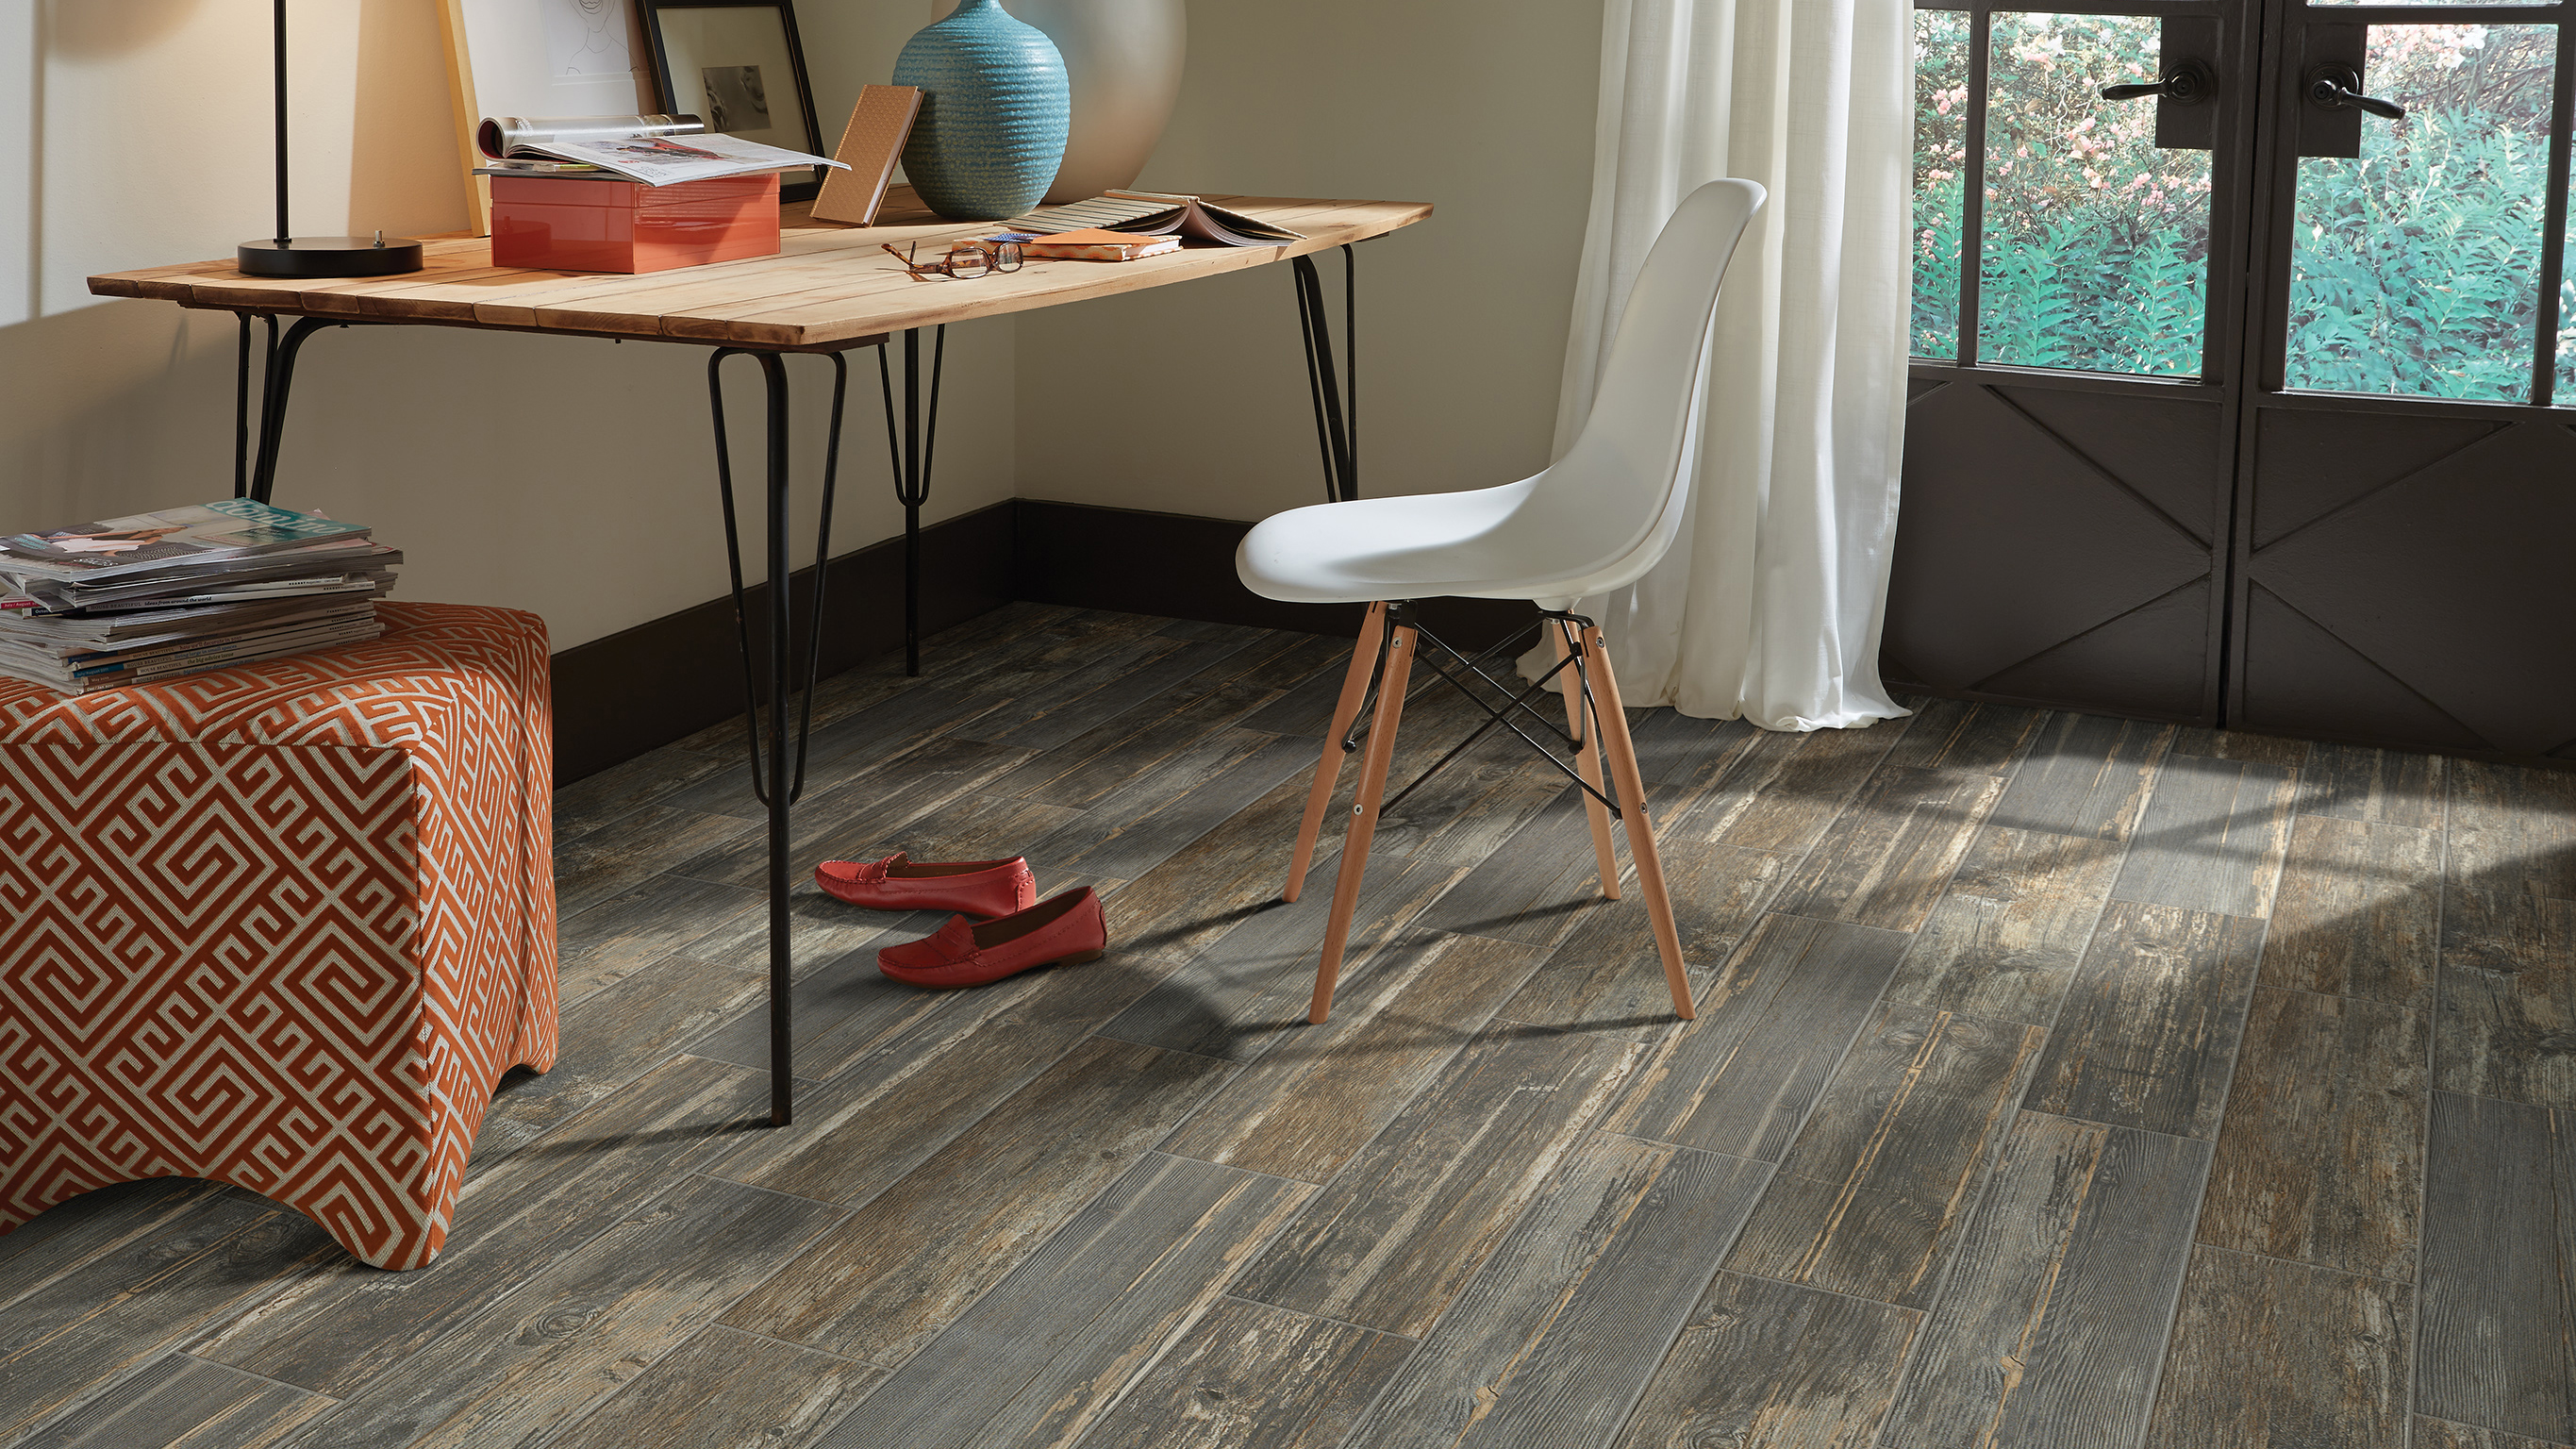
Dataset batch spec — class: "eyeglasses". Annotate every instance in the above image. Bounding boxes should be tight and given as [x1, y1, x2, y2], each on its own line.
[883, 240, 1024, 280]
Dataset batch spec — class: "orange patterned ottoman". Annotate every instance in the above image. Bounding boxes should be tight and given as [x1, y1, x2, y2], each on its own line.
[0, 602, 557, 1269]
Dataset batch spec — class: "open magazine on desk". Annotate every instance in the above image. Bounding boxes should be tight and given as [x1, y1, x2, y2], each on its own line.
[475, 114, 844, 187]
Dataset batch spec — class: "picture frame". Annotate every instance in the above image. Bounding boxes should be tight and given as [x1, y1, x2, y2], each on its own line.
[439, 0, 660, 235]
[638, 0, 828, 203]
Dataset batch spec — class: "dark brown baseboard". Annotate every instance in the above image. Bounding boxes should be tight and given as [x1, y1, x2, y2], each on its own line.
[551, 498, 1538, 784]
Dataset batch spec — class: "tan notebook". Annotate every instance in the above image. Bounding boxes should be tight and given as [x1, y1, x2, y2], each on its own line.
[812, 86, 923, 225]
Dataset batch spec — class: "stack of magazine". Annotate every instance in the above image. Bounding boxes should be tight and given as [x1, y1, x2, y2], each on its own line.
[0, 500, 399, 695]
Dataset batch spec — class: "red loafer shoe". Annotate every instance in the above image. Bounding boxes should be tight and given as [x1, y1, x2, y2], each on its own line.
[878, 887, 1108, 989]
[815, 852, 1037, 918]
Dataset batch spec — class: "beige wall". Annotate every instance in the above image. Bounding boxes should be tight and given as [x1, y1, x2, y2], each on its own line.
[1, 0, 1600, 651]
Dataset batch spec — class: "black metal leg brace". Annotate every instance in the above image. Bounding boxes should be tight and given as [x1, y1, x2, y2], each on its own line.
[709, 347, 849, 1127]
[1291, 244, 1360, 505]
[1346, 605, 1618, 818]
[877, 325, 946, 675]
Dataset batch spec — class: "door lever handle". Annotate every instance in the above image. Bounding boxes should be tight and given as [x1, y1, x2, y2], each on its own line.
[2307, 66, 2405, 121]
[2100, 58, 2214, 106]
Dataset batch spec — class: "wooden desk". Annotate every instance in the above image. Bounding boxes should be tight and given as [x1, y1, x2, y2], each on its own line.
[88, 186, 1431, 1126]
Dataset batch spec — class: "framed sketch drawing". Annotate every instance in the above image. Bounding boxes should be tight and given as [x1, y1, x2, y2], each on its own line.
[439, 0, 658, 234]
[640, 1, 826, 202]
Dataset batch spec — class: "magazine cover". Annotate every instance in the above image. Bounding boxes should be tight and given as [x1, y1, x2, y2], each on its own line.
[1, 499, 369, 578]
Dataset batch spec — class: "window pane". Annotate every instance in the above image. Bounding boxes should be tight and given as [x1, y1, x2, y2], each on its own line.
[2286, 25, 2552, 403]
[1914, 8, 1970, 359]
[1978, 13, 2212, 376]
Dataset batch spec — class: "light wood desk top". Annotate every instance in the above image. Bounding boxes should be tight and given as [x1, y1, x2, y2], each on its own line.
[86, 187, 1433, 352]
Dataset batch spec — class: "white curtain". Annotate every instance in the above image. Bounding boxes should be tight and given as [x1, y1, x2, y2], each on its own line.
[1538, 0, 1914, 731]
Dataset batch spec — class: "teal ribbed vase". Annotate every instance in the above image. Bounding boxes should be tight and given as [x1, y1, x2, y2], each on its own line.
[894, 0, 1071, 221]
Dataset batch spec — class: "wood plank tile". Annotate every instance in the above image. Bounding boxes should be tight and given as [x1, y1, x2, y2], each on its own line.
[1610, 1271, 1921, 1449]
[1388, 777, 1596, 931]
[708, 949, 1164, 1206]
[13, 1352, 331, 1449]
[1496, 835, 1791, 1040]
[282, 1175, 840, 1449]
[1987, 711, 2172, 841]
[1769, 766, 2007, 932]
[2448, 759, 2576, 901]
[535, 1325, 882, 1449]
[2023, 900, 2268, 1139]
[1883, 824, 2125, 1026]
[2297, 741, 2448, 830]
[1156, 930, 1554, 1183]
[813, 1154, 1310, 1449]
[2109, 754, 2300, 919]
[1882, 696, 2044, 775]
[668, 733, 1035, 891]
[1031, 732, 1320, 882]
[2140, 1247, 2411, 1449]
[1723, 1005, 2043, 1307]
[1623, 708, 1764, 788]
[2262, 815, 2443, 1002]
[2415, 1418, 2576, 1449]
[0, 1190, 337, 1441]
[1604, 913, 1913, 1160]
[1668, 722, 1901, 855]
[1878, 1113, 2210, 1449]
[720, 1037, 1235, 1364]
[1098, 851, 1471, 1062]
[2438, 884, 2576, 1109]
[555, 861, 766, 1004]
[195, 1055, 771, 1394]
[553, 747, 739, 843]
[1230, 1024, 1647, 1337]
[2170, 725, 2313, 768]
[1338, 1135, 1770, 1449]
[985, 678, 1287, 809]
[2197, 987, 2428, 1280]
[552, 804, 762, 919]
[0, 1178, 229, 1308]
[1070, 1297, 1415, 1449]
[2417, 1090, 2576, 1443]
[656, 685, 1010, 819]
[469, 951, 767, 1166]
[952, 634, 1234, 752]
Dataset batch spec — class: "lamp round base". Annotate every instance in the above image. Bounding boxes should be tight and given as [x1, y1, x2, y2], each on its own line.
[237, 237, 425, 278]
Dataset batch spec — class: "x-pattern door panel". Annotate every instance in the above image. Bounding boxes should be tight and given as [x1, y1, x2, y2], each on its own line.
[1895, 0, 2576, 761]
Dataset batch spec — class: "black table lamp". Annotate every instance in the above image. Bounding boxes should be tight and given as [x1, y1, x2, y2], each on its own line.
[238, 0, 425, 278]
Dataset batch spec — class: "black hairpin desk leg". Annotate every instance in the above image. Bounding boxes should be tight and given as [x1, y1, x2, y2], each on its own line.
[877, 325, 946, 676]
[709, 347, 848, 1128]
[1292, 244, 1360, 504]
[231, 312, 370, 506]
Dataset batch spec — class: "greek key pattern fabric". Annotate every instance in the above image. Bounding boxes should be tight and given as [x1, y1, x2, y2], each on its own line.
[0, 603, 557, 1269]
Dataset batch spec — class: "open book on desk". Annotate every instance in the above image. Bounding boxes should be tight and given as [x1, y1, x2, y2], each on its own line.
[474, 115, 844, 187]
[1004, 191, 1305, 246]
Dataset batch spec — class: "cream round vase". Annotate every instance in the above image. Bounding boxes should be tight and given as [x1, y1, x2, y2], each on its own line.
[929, 0, 1187, 203]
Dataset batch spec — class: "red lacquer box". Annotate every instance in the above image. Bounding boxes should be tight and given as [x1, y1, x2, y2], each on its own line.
[490, 173, 781, 274]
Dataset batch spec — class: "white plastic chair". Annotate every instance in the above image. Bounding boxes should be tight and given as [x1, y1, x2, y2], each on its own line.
[1238, 177, 1765, 1024]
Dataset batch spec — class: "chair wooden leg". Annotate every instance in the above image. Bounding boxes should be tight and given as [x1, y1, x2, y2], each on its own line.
[1554, 619, 1621, 901]
[1310, 620, 1416, 1024]
[1283, 602, 1387, 904]
[1583, 626, 1695, 1021]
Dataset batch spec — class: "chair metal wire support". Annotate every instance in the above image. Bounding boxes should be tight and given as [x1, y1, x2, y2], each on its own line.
[877, 325, 946, 675]
[1346, 605, 1622, 819]
[1291, 244, 1359, 504]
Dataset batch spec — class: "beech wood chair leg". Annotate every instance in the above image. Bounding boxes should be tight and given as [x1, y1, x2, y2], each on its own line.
[1284, 602, 1388, 904]
[1310, 621, 1416, 1024]
[1585, 626, 1695, 1021]
[1554, 619, 1622, 901]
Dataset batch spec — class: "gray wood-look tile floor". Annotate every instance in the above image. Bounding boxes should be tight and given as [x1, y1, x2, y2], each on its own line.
[6, 602, 2573, 1449]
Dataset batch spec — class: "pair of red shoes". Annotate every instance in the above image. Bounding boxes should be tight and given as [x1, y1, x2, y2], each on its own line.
[814, 852, 1106, 989]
